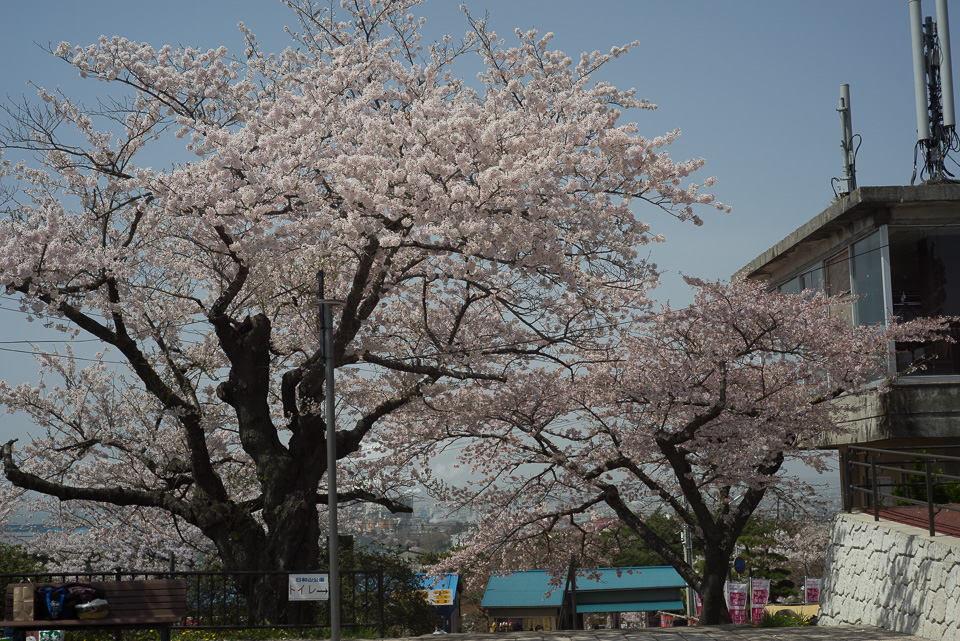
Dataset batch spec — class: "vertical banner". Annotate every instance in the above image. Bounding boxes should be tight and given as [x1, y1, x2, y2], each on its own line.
[750, 578, 770, 626]
[695, 592, 702, 618]
[805, 578, 822, 605]
[726, 582, 748, 624]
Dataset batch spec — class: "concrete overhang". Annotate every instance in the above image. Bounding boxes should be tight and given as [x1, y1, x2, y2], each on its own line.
[736, 184, 960, 284]
[817, 381, 960, 449]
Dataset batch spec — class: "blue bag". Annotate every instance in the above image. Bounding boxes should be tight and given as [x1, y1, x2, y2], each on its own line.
[34, 587, 67, 620]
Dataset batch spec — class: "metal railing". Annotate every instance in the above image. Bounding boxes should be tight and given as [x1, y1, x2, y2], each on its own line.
[840, 445, 960, 536]
[0, 569, 386, 635]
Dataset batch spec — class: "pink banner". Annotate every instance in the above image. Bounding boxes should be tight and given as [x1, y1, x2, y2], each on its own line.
[750, 578, 770, 606]
[805, 578, 821, 605]
[695, 592, 702, 618]
[750, 578, 770, 626]
[727, 582, 748, 624]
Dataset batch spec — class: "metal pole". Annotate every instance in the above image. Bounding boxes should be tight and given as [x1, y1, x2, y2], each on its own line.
[838, 84, 857, 196]
[925, 460, 936, 537]
[318, 270, 341, 641]
[839, 451, 851, 512]
[682, 502, 695, 619]
[911, 0, 932, 141]
[569, 554, 578, 631]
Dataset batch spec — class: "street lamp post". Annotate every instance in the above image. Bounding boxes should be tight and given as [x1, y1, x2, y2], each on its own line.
[317, 270, 344, 641]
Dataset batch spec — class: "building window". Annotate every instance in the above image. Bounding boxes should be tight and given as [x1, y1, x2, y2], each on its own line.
[778, 266, 823, 295]
[824, 249, 852, 326]
[774, 226, 960, 376]
[851, 230, 887, 326]
[888, 226, 960, 375]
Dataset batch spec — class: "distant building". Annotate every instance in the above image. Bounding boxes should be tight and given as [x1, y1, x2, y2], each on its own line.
[738, 184, 960, 505]
[479, 567, 685, 631]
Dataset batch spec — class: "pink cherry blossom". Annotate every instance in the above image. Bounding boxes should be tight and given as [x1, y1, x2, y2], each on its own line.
[417, 278, 950, 624]
[0, 0, 727, 623]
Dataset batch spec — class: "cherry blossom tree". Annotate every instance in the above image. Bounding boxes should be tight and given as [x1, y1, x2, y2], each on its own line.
[420, 278, 950, 625]
[771, 519, 830, 586]
[0, 0, 727, 622]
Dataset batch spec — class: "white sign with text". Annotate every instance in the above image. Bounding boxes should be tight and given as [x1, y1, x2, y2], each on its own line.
[289, 573, 329, 601]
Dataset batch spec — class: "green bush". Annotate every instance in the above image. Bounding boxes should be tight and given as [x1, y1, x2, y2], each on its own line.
[758, 610, 813, 627]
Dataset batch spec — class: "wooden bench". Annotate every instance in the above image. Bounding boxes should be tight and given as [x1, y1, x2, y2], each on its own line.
[1, 579, 187, 641]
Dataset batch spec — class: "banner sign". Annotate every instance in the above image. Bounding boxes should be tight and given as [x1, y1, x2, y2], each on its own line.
[420, 589, 453, 605]
[726, 582, 748, 624]
[289, 573, 329, 601]
[750, 578, 771, 605]
[805, 578, 821, 605]
[750, 578, 770, 626]
[695, 592, 702, 618]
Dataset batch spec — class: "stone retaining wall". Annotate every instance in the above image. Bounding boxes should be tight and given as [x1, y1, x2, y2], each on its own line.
[819, 511, 960, 640]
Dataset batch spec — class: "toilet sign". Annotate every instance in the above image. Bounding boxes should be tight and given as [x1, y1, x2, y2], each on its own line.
[289, 574, 329, 601]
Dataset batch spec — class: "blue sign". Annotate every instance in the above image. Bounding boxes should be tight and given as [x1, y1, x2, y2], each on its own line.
[734, 556, 746, 574]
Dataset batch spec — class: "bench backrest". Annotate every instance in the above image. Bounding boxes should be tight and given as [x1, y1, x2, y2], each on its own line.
[4, 579, 187, 623]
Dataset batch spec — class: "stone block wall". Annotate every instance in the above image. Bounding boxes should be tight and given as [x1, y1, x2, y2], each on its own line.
[819, 511, 960, 640]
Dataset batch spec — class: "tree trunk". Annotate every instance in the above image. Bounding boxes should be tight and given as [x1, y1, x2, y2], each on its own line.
[194, 478, 325, 624]
[697, 550, 733, 625]
[210, 524, 324, 625]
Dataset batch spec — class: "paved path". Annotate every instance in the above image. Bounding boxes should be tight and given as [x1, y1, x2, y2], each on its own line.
[391, 626, 928, 641]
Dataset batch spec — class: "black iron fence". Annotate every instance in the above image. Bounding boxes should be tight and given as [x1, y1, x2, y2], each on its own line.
[840, 445, 960, 536]
[0, 569, 386, 635]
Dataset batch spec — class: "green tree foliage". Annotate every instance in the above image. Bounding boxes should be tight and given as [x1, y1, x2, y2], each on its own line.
[603, 509, 687, 568]
[0, 542, 45, 574]
[893, 451, 960, 505]
[339, 545, 436, 637]
[0, 541, 47, 599]
[736, 517, 797, 602]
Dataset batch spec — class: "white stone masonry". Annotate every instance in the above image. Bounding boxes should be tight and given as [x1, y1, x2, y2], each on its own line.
[820, 511, 960, 640]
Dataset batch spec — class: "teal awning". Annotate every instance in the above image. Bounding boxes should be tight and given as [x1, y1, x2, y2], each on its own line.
[576, 600, 683, 613]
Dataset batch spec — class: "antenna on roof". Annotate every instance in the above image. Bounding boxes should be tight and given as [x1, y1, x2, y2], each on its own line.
[834, 84, 859, 198]
[909, 0, 960, 183]
[938, 0, 956, 126]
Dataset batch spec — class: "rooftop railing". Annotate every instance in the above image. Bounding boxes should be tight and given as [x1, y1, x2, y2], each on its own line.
[840, 445, 960, 537]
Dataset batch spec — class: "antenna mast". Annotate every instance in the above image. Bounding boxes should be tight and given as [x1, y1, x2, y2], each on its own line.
[909, 0, 960, 183]
[837, 84, 858, 197]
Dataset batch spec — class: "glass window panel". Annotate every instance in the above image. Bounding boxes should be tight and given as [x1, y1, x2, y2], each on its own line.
[777, 267, 822, 296]
[801, 266, 824, 292]
[851, 231, 886, 326]
[825, 249, 852, 326]
[888, 226, 960, 375]
[778, 276, 800, 294]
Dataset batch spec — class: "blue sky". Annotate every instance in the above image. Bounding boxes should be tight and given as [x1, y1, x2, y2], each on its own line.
[0, 0, 939, 477]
